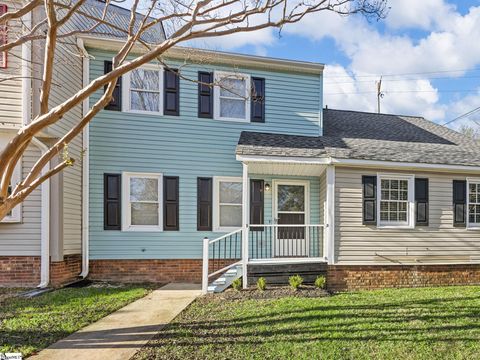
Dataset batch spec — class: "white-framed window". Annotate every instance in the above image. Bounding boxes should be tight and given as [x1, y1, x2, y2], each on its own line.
[213, 176, 243, 232]
[122, 172, 163, 231]
[467, 178, 480, 229]
[377, 174, 414, 228]
[123, 64, 163, 114]
[213, 71, 250, 122]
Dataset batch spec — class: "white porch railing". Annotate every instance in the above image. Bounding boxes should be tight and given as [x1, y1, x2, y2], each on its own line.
[202, 224, 324, 294]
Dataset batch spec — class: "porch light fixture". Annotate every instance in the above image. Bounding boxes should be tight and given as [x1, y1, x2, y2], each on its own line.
[264, 183, 271, 192]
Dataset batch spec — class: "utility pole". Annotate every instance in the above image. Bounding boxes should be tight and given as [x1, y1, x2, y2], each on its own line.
[376, 76, 384, 113]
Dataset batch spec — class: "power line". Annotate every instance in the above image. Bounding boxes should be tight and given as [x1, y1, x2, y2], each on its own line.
[324, 67, 480, 79]
[324, 89, 480, 95]
[443, 106, 480, 125]
[324, 74, 480, 85]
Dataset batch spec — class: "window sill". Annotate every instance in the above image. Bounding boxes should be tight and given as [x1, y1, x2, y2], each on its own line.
[123, 109, 163, 116]
[0, 219, 21, 224]
[467, 226, 480, 230]
[213, 116, 249, 123]
[122, 226, 163, 232]
[377, 224, 414, 230]
[213, 227, 242, 233]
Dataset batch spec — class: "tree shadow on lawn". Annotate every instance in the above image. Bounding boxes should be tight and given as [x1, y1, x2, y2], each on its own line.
[140, 293, 480, 350]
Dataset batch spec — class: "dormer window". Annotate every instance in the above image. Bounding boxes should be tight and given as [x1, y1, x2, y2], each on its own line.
[214, 71, 250, 122]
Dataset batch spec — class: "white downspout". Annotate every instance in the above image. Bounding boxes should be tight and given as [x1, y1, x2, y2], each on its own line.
[78, 38, 90, 278]
[31, 138, 50, 287]
[21, 11, 50, 288]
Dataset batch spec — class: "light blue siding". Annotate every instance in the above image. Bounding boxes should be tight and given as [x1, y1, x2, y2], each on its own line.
[88, 49, 323, 260]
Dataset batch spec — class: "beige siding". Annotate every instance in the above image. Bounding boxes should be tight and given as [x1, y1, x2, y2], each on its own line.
[335, 166, 480, 264]
[0, 145, 42, 255]
[0, 0, 23, 128]
[46, 38, 83, 255]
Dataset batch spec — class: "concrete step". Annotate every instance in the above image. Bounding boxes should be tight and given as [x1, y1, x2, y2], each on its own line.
[208, 265, 243, 293]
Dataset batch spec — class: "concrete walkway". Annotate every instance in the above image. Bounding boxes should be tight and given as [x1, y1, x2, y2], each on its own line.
[30, 283, 201, 360]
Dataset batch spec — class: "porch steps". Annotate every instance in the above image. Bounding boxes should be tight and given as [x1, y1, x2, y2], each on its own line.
[207, 265, 243, 293]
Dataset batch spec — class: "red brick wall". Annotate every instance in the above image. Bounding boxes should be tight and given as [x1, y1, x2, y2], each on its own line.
[50, 254, 82, 287]
[89, 259, 238, 283]
[327, 264, 480, 292]
[0, 256, 40, 287]
[0, 255, 81, 287]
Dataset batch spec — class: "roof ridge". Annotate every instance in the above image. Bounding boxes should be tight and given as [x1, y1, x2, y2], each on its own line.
[323, 107, 424, 119]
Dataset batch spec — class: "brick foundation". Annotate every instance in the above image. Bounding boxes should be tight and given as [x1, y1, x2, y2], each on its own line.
[50, 254, 82, 287]
[89, 259, 238, 284]
[327, 264, 480, 292]
[0, 256, 41, 287]
[0, 255, 82, 287]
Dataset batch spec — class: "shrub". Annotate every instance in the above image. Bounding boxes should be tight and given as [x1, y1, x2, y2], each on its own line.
[315, 275, 326, 289]
[289, 275, 303, 291]
[257, 277, 267, 291]
[232, 278, 242, 291]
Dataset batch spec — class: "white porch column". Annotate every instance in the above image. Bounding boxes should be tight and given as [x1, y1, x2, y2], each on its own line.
[324, 165, 335, 264]
[241, 162, 249, 289]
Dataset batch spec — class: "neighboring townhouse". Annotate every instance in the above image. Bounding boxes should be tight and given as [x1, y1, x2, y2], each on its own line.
[81, 33, 480, 292]
[0, 0, 164, 287]
[4, 0, 480, 292]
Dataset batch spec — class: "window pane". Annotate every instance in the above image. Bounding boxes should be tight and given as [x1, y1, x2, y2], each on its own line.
[131, 202, 158, 225]
[381, 180, 389, 190]
[278, 185, 305, 212]
[220, 98, 245, 119]
[131, 68, 159, 90]
[131, 91, 160, 112]
[219, 77, 245, 98]
[219, 181, 242, 204]
[130, 177, 158, 202]
[219, 205, 242, 227]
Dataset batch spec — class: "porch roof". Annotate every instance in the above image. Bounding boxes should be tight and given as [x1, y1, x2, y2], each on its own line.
[236, 109, 480, 168]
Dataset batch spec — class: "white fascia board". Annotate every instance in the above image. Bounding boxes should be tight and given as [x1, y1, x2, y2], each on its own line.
[235, 154, 331, 165]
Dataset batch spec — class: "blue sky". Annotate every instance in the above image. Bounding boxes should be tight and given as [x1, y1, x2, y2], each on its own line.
[129, 0, 480, 130]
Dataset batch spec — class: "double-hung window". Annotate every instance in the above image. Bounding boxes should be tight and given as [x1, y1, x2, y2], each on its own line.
[125, 65, 163, 113]
[377, 174, 414, 228]
[468, 179, 480, 228]
[213, 177, 243, 231]
[122, 172, 162, 231]
[214, 72, 250, 122]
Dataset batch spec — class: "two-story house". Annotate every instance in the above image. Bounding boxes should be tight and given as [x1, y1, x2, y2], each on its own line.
[4, 0, 480, 292]
[79, 32, 480, 292]
[0, 0, 164, 287]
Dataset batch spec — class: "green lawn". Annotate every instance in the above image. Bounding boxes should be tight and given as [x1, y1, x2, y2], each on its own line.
[0, 285, 152, 357]
[135, 286, 480, 360]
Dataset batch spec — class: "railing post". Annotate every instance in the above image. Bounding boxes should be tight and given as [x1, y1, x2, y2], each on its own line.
[242, 162, 249, 289]
[202, 237, 209, 294]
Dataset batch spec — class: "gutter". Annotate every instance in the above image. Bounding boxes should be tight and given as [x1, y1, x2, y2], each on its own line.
[21, 11, 50, 288]
[77, 38, 90, 278]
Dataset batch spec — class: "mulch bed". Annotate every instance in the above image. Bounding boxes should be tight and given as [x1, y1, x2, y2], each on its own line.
[209, 285, 330, 300]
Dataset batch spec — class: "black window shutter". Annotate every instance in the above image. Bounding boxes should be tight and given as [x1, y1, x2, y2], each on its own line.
[362, 175, 377, 225]
[104, 61, 122, 111]
[164, 69, 180, 116]
[164, 176, 179, 230]
[197, 177, 212, 230]
[415, 178, 429, 226]
[250, 179, 264, 231]
[453, 180, 467, 227]
[104, 174, 121, 230]
[251, 77, 265, 123]
[198, 72, 213, 118]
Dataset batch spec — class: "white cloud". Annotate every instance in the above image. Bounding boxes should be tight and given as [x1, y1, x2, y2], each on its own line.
[385, 0, 456, 30]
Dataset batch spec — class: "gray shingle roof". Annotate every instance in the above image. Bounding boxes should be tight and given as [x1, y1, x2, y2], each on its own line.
[62, 0, 165, 44]
[236, 109, 480, 167]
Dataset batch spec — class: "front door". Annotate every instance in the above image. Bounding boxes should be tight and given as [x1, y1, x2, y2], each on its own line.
[274, 181, 309, 257]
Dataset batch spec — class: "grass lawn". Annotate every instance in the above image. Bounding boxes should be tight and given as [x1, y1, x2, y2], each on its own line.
[0, 284, 153, 357]
[135, 286, 480, 360]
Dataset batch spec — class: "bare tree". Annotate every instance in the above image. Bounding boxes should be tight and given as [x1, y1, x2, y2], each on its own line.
[459, 124, 480, 140]
[0, 0, 388, 220]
